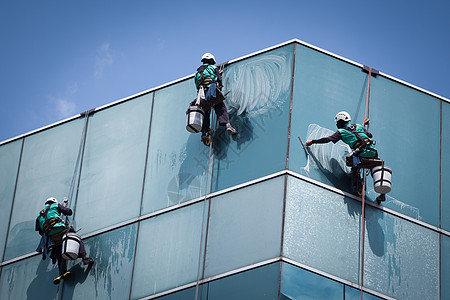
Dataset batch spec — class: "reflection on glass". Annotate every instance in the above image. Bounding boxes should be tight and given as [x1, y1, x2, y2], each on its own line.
[283, 176, 360, 283]
[0, 139, 22, 261]
[204, 176, 284, 278]
[280, 262, 343, 299]
[206, 262, 279, 300]
[212, 45, 293, 192]
[344, 285, 382, 300]
[363, 205, 439, 299]
[62, 224, 137, 300]
[0, 255, 58, 300]
[141, 80, 207, 215]
[131, 202, 205, 298]
[4, 119, 85, 260]
[75, 94, 152, 234]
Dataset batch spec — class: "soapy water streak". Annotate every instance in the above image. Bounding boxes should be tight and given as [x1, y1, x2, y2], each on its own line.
[304, 124, 351, 177]
[223, 53, 291, 116]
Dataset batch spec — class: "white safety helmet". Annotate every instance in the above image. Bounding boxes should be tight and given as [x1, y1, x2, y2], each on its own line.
[335, 111, 351, 123]
[201, 53, 216, 64]
[45, 197, 58, 205]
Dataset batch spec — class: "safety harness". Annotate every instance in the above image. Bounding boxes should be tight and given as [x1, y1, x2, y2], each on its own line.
[343, 124, 376, 153]
[39, 205, 63, 234]
[196, 65, 216, 89]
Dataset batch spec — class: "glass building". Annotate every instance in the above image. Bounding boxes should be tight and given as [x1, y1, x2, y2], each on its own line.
[0, 39, 448, 300]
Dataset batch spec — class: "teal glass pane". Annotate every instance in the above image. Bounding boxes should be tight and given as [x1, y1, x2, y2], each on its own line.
[443, 102, 450, 231]
[141, 80, 207, 215]
[0, 139, 22, 261]
[280, 262, 343, 299]
[283, 176, 360, 283]
[442, 234, 450, 300]
[155, 287, 196, 300]
[75, 94, 152, 234]
[344, 285, 383, 300]
[0, 255, 58, 299]
[289, 44, 369, 192]
[212, 45, 293, 192]
[363, 205, 439, 299]
[289, 43, 440, 226]
[4, 119, 85, 260]
[205, 263, 280, 300]
[131, 202, 205, 299]
[204, 176, 284, 278]
[61, 223, 137, 300]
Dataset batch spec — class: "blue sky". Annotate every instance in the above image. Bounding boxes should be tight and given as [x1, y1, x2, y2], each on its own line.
[1, 0, 449, 142]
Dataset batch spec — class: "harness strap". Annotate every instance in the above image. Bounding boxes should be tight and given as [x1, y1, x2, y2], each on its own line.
[344, 124, 373, 150]
[40, 206, 62, 234]
[196, 65, 216, 88]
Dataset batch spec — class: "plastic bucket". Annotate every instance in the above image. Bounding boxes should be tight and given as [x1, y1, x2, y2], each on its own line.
[371, 165, 392, 194]
[62, 232, 81, 260]
[186, 105, 204, 133]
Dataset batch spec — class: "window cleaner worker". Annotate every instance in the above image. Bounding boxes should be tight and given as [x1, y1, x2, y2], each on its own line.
[305, 111, 378, 194]
[195, 53, 236, 145]
[35, 197, 94, 284]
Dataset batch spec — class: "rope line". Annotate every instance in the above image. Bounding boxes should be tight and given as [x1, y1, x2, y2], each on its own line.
[360, 67, 372, 300]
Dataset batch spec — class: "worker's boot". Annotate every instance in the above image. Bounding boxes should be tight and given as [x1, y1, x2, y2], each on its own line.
[81, 253, 94, 265]
[376, 194, 386, 204]
[226, 123, 236, 135]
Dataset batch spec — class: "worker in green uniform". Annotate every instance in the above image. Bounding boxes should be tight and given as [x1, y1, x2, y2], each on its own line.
[35, 197, 94, 284]
[306, 111, 380, 196]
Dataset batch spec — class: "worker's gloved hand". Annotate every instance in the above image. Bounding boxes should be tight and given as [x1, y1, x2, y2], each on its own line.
[363, 118, 370, 126]
[305, 140, 313, 146]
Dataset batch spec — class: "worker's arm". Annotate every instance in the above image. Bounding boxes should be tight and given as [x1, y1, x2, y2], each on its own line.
[35, 218, 44, 236]
[306, 131, 342, 146]
[58, 203, 73, 216]
[214, 66, 222, 86]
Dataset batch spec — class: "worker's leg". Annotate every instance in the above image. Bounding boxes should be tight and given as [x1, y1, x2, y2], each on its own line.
[214, 102, 236, 134]
[77, 239, 94, 265]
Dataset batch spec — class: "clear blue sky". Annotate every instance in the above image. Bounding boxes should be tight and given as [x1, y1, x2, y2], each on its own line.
[1, 0, 449, 142]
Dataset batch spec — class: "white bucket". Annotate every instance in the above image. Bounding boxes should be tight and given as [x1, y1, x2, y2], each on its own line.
[371, 165, 392, 194]
[62, 232, 81, 260]
[186, 105, 204, 133]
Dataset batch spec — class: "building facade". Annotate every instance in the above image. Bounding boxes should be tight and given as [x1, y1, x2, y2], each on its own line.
[0, 39, 448, 299]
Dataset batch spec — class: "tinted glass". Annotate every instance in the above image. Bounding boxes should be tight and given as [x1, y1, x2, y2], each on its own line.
[363, 204, 439, 299]
[442, 102, 450, 231]
[141, 80, 207, 215]
[0, 139, 22, 261]
[4, 119, 85, 260]
[205, 262, 279, 300]
[131, 202, 205, 298]
[212, 45, 293, 192]
[344, 285, 383, 300]
[204, 176, 284, 277]
[283, 176, 360, 283]
[280, 262, 343, 299]
[289, 43, 441, 226]
[442, 234, 450, 300]
[0, 254, 58, 300]
[75, 94, 152, 234]
[61, 224, 137, 300]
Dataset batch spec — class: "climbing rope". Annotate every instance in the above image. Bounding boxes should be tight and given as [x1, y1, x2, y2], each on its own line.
[360, 66, 372, 300]
[194, 111, 217, 300]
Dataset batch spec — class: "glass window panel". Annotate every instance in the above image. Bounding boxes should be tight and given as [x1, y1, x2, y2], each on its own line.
[442, 102, 450, 231]
[289, 43, 440, 226]
[154, 287, 196, 300]
[289, 44, 370, 192]
[141, 80, 207, 215]
[206, 262, 280, 300]
[442, 234, 450, 300]
[363, 205, 439, 299]
[131, 202, 205, 299]
[75, 94, 152, 234]
[283, 176, 360, 283]
[212, 45, 293, 192]
[61, 223, 137, 300]
[0, 255, 59, 300]
[204, 176, 284, 278]
[280, 262, 343, 299]
[4, 119, 85, 260]
[0, 139, 22, 261]
[344, 285, 383, 300]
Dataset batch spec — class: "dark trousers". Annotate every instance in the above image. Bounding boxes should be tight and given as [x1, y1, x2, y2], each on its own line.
[201, 83, 230, 133]
[50, 228, 87, 275]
